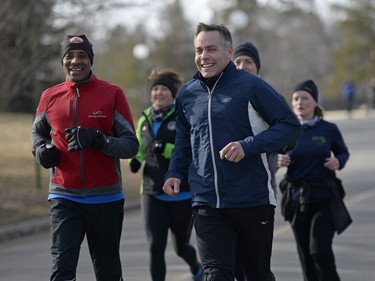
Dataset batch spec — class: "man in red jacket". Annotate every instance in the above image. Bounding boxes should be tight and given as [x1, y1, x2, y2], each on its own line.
[31, 34, 139, 281]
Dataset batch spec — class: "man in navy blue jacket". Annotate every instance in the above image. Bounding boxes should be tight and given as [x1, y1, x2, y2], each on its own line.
[163, 22, 301, 281]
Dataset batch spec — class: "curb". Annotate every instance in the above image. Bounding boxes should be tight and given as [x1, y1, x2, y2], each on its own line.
[0, 200, 140, 243]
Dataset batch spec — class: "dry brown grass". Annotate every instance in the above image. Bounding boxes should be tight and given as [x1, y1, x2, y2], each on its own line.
[0, 113, 142, 226]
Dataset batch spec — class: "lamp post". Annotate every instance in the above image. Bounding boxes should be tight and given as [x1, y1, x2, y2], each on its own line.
[132, 43, 150, 110]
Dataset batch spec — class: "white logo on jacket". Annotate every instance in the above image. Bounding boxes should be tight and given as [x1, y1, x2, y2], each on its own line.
[221, 97, 232, 103]
[88, 110, 106, 118]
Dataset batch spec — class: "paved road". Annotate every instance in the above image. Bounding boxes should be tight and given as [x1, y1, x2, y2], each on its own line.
[0, 111, 374, 281]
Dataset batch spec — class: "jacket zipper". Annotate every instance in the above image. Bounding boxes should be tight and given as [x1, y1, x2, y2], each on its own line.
[206, 73, 223, 208]
[74, 84, 86, 193]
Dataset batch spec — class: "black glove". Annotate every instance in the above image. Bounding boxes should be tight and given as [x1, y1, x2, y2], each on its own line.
[152, 140, 165, 154]
[35, 143, 60, 168]
[129, 158, 142, 173]
[65, 126, 107, 152]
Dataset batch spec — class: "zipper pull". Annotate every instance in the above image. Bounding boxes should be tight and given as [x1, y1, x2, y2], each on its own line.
[76, 84, 80, 97]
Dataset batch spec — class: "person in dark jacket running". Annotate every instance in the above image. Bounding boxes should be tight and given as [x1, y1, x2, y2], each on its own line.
[31, 34, 139, 281]
[278, 79, 351, 281]
[233, 41, 261, 77]
[162, 23, 301, 281]
[129, 69, 203, 281]
[233, 41, 277, 281]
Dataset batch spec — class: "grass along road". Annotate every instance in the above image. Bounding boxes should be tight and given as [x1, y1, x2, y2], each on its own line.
[0, 113, 141, 226]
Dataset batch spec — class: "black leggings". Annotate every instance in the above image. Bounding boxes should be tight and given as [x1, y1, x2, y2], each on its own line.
[291, 201, 340, 281]
[141, 195, 200, 281]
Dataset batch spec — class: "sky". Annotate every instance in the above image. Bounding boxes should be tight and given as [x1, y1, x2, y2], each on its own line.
[107, 0, 336, 26]
[181, 0, 338, 25]
[92, 0, 340, 40]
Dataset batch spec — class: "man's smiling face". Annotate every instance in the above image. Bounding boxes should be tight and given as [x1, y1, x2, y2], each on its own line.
[62, 50, 92, 82]
[194, 31, 232, 78]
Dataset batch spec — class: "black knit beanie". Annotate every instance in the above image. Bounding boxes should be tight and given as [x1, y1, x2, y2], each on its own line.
[294, 80, 318, 102]
[151, 76, 177, 98]
[60, 35, 94, 65]
[233, 42, 261, 72]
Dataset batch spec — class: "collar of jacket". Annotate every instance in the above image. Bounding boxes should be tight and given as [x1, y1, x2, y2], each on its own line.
[65, 70, 94, 90]
[143, 105, 176, 124]
[300, 115, 321, 129]
[193, 61, 233, 88]
[65, 71, 98, 89]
